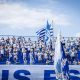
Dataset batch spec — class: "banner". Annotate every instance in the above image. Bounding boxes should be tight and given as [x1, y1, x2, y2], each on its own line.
[0, 65, 80, 80]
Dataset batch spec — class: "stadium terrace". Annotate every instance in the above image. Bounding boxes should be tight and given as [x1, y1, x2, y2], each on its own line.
[0, 36, 80, 65]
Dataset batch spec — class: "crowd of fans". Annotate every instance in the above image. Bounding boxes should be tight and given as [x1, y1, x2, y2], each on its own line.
[0, 36, 80, 65]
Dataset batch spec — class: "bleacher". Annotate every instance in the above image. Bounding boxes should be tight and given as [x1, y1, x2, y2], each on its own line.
[0, 35, 80, 65]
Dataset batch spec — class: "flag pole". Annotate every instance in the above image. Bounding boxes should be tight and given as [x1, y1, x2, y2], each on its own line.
[51, 20, 54, 50]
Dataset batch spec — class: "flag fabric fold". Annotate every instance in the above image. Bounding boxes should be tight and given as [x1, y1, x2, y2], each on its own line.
[54, 32, 69, 80]
[54, 33, 62, 75]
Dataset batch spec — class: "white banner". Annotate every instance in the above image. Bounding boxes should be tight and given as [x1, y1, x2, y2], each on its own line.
[0, 65, 80, 80]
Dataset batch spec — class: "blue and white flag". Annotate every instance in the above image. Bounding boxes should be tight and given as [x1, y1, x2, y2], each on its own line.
[45, 21, 52, 44]
[36, 21, 53, 42]
[54, 32, 69, 80]
[54, 33, 62, 75]
[36, 28, 45, 41]
[61, 43, 69, 80]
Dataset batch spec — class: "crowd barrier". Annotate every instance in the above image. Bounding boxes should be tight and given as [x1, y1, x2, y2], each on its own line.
[0, 65, 80, 80]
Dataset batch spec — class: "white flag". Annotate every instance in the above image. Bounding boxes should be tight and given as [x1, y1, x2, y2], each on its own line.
[54, 33, 62, 79]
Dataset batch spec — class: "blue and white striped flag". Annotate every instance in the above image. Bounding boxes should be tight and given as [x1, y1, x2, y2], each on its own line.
[36, 21, 53, 42]
[36, 28, 45, 40]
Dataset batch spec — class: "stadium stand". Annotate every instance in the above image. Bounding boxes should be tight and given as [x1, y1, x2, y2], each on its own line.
[0, 36, 80, 65]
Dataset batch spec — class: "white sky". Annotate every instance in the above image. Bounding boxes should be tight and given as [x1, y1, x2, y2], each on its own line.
[0, 0, 80, 37]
